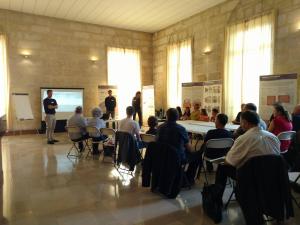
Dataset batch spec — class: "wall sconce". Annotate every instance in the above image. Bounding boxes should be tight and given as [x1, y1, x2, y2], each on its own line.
[89, 56, 98, 64]
[297, 22, 300, 31]
[20, 51, 31, 59]
[202, 47, 212, 55]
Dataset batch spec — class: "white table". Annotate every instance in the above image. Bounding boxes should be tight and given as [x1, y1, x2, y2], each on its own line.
[177, 120, 239, 134]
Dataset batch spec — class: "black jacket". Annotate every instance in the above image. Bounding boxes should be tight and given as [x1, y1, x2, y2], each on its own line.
[105, 96, 116, 111]
[142, 142, 183, 198]
[132, 97, 141, 111]
[115, 131, 141, 171]
[236, 155, 294, 225]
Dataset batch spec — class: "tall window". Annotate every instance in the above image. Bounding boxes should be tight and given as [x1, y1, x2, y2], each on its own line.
[167, 39, 192, 107]
[0, 34, 8, 118]
[107, 47, 141, 119]
[224, 14, 274, 119]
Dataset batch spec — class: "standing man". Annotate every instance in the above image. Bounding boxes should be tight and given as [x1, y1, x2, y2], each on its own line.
[105, 90, 116, 119]
[43, 90, 58, 144]
[132, 91, 142, 127]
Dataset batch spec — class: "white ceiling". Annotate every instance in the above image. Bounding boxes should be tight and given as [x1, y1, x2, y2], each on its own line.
[0, 0, 226, 33]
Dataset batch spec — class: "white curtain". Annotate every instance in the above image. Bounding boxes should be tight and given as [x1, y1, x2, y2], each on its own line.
[167, 39, 192, 108]
[0, 34, 9, 119]
[224, 14, 274, 119]
[107, 47, 141, 119]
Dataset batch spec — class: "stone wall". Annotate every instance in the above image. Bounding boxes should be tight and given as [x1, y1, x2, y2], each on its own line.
[0, 9, 153, 131]
[153, 0, 300, 109]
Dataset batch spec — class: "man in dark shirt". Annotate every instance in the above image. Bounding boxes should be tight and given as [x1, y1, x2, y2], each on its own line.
[202, 113, 233, 171]
[132, 91, 142, 127]
[105, 90, 116, 119]
[43, 90, 58, 144]
[156, 108, 202, 184]
[204, 113, 233, 142]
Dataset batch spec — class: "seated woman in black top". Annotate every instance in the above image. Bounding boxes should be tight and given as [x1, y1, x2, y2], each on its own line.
[146, 116, 158, 135]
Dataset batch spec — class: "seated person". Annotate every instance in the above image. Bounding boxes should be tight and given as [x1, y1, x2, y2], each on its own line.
[182, 106, 191, 120]
[87, 107, 106, 155]
[233, 103, 267, 138]
[146, 116, 158, 135]
[190, 103, 201, 120]
[67, 106, 88, 152]
[119, 106, 143, 148]
[267, 102, 281, 128]
[215, 111, 280, 199]
[176, 106, 183, 119]
[101, 113, 110, 128]
[232, 103, 245, 125]
[292, 105, 300, 132]
[156, 108, 202, 184]
[210, 108, 219, 122]
[268, 104, 293, 152]
[205, 114, 233, 142]
[199, 108, 209, 122]
[200, 113, 233, 171]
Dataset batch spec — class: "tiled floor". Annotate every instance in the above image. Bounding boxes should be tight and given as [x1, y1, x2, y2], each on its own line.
[0, 133, 299, 225]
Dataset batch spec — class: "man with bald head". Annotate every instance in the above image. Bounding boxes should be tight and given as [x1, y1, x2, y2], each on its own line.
[292, 105, 300, 132]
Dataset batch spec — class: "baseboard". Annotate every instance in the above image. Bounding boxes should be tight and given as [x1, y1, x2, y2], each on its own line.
[5, 130, 40, 136]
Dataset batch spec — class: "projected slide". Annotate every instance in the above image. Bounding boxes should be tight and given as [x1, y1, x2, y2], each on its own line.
[41, 88, 84, 120]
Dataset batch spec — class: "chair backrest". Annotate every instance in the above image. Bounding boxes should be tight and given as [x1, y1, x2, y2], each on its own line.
[101, 128, 116, 136]
[140, 134, 156, 143]
[206, 138, 234, 149]
[277, 131, 296, 141]
[66, 126, 81, 134]
[204, 138, 234, 160]
[86, 126, 101, 136]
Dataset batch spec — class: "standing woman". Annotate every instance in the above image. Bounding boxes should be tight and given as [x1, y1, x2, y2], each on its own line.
[132, 91, 142, 127]
[268, 104, 293, 152]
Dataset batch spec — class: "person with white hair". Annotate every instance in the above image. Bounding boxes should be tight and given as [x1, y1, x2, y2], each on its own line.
[67, 106, 88, 152]
[87, 107, 106, 154]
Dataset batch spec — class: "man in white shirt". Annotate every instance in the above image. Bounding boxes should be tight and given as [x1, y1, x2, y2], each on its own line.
[215, 110, 280, 197]
[119, 106, 142, 144]
[67, 106, 88, 152]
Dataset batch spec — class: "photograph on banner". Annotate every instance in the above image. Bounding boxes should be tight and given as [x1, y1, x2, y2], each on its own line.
[259, 74, 298, 121]
[98, 85, 118, 119]
[182, 81, 222, 116]
[182, 82, 204, 109]
[142, 85, 155, 126]
[202, 80, 222, 115]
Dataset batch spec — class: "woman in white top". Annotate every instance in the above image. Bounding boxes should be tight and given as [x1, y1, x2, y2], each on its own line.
[87, 107, 106, 154]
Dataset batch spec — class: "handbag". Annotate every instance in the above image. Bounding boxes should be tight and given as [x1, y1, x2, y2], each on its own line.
[201, 183, 223, 224]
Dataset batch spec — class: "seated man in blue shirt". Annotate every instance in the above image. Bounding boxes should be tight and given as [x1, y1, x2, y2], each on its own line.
[156, 108, 202, 184]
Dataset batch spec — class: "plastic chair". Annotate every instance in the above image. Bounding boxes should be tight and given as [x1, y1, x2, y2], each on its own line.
[101, 128, 116, 162]
[203, 138, 234, 183]
[140, 134, 156, 158]
[277, 131, 296, 154]
[140, 134, 156, 143]
[66, 126, 86, 158]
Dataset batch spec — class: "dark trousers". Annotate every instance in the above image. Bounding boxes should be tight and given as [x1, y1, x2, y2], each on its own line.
[71, 134, 89, 151]
[185, 150, 203, 183]
[215, 164, 236, 197]
[133, 109, 142, 127]
[106, 110, 115, 119]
